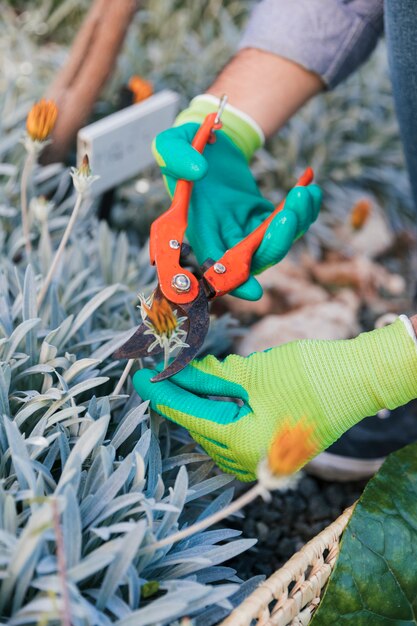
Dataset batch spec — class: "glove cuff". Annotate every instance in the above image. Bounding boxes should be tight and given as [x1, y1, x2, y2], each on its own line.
[174, 94, 264, 161]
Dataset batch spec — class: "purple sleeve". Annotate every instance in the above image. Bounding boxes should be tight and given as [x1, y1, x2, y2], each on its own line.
[238, 0, 384, 88]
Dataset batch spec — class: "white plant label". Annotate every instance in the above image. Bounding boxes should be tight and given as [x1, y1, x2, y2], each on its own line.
[77, 89, 180, 196]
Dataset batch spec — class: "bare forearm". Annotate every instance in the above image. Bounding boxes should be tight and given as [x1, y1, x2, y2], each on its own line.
[206, 48, 324, 138]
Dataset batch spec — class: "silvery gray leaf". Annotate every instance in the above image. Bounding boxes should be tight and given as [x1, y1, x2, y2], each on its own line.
[62, 484, 82, 568]
[162, 453, 209, 472]
[156, 465, 188, 540]
[196, 486, 235, 522]
[88, 493, 144, 528]
[67, 552, 115, 584]
[116, 599, 188, 626]
[57, 415, 110, 490]
[0, 364, 11, 417]
[111, 402, 149, 450]
[193, 576, 265, 626]
[195, 565, 239, 584]
[64, 284, 122, 343]
[62, 358, 101, 383]
[0, 503, 52, 612]
[22, 266, 37, 366]
[145, 433, 162, 497]
[96, 520, 147, 610]
[4, 418, 37, 492]
[177, 528, 242, 549]
[3, 318, 40, 362]
[81, 453, 134, 528]
[185, 474, 235, 503]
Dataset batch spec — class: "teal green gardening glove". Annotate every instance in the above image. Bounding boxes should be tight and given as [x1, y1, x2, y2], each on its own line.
[133, 317, 417, 482]
[153, 95, 322, 300]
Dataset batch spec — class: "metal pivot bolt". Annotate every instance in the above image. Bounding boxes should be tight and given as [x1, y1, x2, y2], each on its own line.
[169, 240, 180, 249]
[172, 273, 191, 292]
[213, 262, 226, 274]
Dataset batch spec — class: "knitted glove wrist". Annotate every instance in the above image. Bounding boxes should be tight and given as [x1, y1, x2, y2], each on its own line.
[175, 94, 264, 161]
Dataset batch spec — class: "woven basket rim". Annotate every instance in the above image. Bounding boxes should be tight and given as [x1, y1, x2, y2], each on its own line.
[220, 502, 356, 626]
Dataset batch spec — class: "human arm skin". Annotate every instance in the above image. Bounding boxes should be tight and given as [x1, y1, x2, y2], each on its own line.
[206, 48, 325, 138]
[206, 0, 384, 135]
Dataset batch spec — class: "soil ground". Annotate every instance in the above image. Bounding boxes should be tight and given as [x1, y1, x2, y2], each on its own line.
[229, 474, 366, 579]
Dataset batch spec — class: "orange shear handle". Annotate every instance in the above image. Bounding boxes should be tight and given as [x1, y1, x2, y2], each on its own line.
[203, 167, 314, 297]
[150, 112, 221, 304]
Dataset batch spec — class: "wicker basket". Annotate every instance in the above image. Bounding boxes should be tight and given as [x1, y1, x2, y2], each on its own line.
[220, 504, 355, 626]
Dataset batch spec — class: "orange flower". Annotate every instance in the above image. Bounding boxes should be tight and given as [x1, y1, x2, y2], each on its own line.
[142, 295, 178, 338]
[128, 76, 153, 104]
[350, 199, 372, 230]
[268, 418, 319, 476]
[26, 99, 58, 142]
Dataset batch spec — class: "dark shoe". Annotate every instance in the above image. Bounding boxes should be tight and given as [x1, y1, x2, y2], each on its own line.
[305, 400, 417, 481]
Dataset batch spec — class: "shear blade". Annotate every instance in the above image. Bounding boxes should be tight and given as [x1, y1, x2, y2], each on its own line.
[113, 322, 164, 360]
[151, 285, 210, 382]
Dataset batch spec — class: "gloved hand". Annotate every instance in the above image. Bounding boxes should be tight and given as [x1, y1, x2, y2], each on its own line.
[133, 318, 417, 482]
[153, 95, 322, 300]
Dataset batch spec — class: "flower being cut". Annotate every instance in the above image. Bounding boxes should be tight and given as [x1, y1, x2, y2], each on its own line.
[139, 292, 189, 366]
[257, 417, 319, 491]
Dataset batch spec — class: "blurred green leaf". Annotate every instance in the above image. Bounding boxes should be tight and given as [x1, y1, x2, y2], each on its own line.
[312, 442, 417, 625]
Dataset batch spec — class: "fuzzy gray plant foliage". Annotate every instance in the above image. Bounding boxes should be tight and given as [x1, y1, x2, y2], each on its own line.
[0, 145, 254, 626]
[0, 5, 259, 625]
[0, 273, 255, 626]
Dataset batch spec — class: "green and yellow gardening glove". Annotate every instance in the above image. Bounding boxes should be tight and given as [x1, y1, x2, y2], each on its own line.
[133, 317, 417, 482]
[153, 95, 322, 300]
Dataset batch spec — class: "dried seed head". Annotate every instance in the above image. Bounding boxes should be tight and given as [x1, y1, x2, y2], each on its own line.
[30, 195, 54, 222]
[350, 199, 372, 230]
[26, 99, 58, 142]
[70, 154, 99, 195]
[128, 75, 153, 104]
[267, 418, 318, 476]
[79, 154, 91, 177]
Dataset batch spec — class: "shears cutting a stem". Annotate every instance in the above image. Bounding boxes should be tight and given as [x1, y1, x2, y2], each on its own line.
[115, 96, 315, 381]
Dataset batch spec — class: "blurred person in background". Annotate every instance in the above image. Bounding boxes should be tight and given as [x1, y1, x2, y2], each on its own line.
[134, 0, 417, 481]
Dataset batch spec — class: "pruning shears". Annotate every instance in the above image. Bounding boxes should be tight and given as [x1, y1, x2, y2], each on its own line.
[115, 97, 315, 382]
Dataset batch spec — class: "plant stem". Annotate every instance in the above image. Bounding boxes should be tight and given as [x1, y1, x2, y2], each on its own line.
[37, 192, 83, 308]
[21, 151, 35, 257]
[51, 499, 71, 626]
[139, 482, 268, 554]
[112, 358, 135, 396]
[163, 341, 170, 371]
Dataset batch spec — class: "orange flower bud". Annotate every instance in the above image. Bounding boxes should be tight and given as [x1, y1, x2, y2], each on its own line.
[26, 99, 58, 142]
[268, 418, 318, 476]
[128, 76, 153, 104]
[350, 199, 372, 230]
